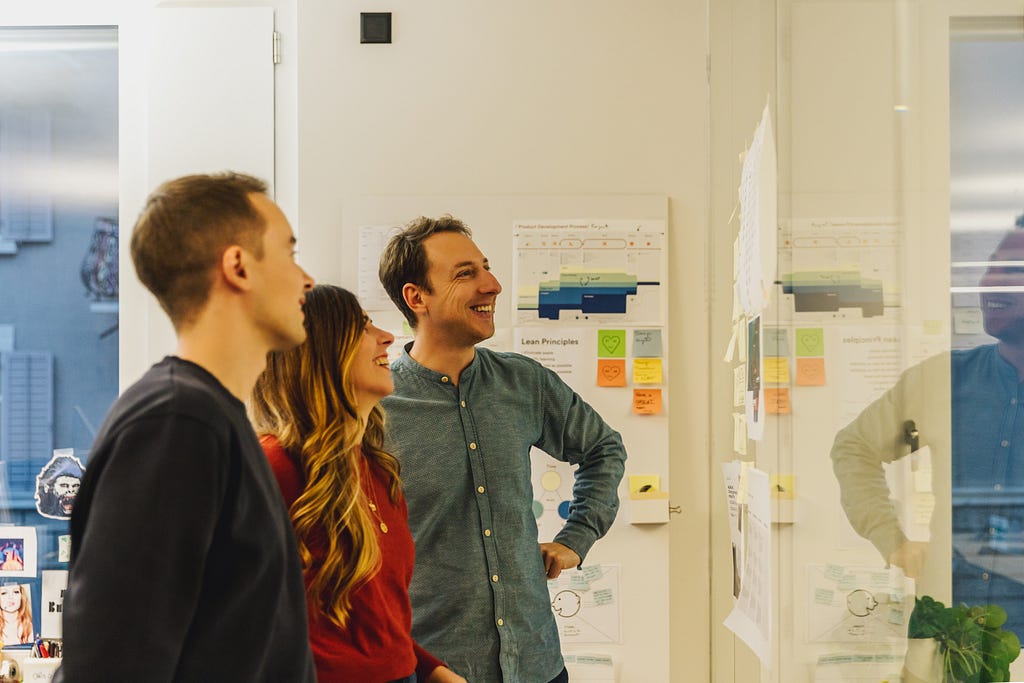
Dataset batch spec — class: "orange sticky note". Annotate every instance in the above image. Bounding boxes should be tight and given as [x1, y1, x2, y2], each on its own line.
[633, 388, 663, 414]
[597, 359, 626, 387]
[765, 388, 791, 414]
[796, 357, 826, 386]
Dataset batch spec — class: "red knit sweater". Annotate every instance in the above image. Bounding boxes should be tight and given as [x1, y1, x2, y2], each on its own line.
[261, 436, 444, 683]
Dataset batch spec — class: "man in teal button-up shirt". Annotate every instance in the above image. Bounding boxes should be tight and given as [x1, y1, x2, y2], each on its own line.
[379, 216, 626, 682]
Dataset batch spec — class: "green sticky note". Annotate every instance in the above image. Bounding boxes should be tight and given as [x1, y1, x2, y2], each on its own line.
[597, 329, 626, 358]
[795, 327, 824, 356]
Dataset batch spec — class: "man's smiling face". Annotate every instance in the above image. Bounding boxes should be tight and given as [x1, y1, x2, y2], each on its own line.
[417, 231, 502, 349]
[980, 231, 1024, 344]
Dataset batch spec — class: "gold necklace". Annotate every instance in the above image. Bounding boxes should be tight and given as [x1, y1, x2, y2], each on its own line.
[366, 486, 389, 534]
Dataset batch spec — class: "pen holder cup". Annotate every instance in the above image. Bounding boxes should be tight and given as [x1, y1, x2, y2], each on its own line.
[21, 657, 61, 682]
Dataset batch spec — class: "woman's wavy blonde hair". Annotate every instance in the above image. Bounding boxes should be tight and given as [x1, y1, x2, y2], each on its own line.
[251, 284, 401, 628]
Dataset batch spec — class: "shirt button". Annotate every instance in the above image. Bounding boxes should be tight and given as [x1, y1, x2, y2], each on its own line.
[461, 400, 466, 408]
[995, 484, 1002, 491]
[497, 618, 504, 626]
[469, 442, 477, 450]
[492, 574, 499, 582]
[1002, 440, 1010, 447]
[484, 529, 492, 537]
[1013, 398, 1018, 405]
[982, 572, 990, 581]
[441, 376, 450, 383]
[477, 486, 485, 494]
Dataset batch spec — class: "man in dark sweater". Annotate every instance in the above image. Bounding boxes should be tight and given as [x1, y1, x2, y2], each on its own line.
[55, 173, 316, 682]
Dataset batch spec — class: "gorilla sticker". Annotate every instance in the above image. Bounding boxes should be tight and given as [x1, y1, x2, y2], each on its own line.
[35, 450, 85, 520]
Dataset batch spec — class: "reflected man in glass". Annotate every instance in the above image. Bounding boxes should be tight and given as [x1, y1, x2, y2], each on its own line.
[833, 219, 1024, 641]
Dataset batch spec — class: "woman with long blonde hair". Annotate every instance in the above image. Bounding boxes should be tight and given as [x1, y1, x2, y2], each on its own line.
[251, 285, 464, 683]
[0, 582, 33, 646]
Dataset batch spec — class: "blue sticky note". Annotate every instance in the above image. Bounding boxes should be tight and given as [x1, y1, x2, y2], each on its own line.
[632, 329, 663, 357]
[764, 328, 789, 357]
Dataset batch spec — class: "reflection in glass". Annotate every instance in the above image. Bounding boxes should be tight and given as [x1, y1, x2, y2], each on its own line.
[0, 27, 118, 621]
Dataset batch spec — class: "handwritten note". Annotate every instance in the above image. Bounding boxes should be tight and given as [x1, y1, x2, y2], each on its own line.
[734, 365, 746, 407]
[597, 359, 626, 387]
[795, 328, 825, 357]
[764, 388, 791, 414]
[633, 358, 663, 384]
[764, 328, 789, 357]
[597, 329, 626, 358]
[796, 357, 826, 386]
[632, 329, 663, 357]
[633, 388, 663, 415]
[763, 357, 790, 384]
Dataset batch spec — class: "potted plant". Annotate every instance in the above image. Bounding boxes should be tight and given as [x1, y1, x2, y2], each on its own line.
[905, 596, 1021, 682]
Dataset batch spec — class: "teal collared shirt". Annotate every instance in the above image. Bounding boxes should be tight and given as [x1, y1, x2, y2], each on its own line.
[381, 344, 626, 682]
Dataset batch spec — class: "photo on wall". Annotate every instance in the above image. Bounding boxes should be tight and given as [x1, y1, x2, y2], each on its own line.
[0, 528, 38, 579]
[0, 582, 34, 646]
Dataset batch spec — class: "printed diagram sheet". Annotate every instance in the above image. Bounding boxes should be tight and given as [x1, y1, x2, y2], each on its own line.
[807, 564, 914, 643]
[548, 564, 621, 644]
[358, 225, 402, 311]
[513, 220, 666, 326]
[779, 218, 901, 319]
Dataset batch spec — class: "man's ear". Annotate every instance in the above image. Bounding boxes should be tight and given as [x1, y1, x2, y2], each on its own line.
[220, 245, 252, 291]
[402, 282, 426, 316]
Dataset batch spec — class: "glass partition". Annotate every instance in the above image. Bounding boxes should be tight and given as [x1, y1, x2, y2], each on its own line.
[0, 25, 117, 650]
[711, 3, 1024, 682]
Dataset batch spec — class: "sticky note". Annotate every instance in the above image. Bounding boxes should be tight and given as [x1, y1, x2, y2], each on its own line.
[582, 566, 604, 582]
[814, 588, 835, 605]
[733, 365, 746, 406]
[796, 357, 826, 386]
[597, 359, 626, 387]
[888, 607, 905, 625]
[569, 573, 591, 590]
[838, 573, 858, 590]
[824, 564, 844, 581]
[629, 475, 660, 493]
[764, 327, 789, 357]
[58, 535, 71, 563]
[764, 388, 791, 414]
[795, 327, 825, 356]
[632, 329, 663, 357]
[763, 357, 790, 384]
[593, 588, 614, 606]
[733, 413, 747, 455]
[953, 307, 984, 335]
[597, 329, 626, 358]
[770, 474, 795, 500]
[633, 358, 663, 384]
[633, 388, 662, 415]
[869, 571, 890, 589]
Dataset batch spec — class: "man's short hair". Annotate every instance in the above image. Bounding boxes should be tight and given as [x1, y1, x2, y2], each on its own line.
[378, 215, 472, 328]
[130, 172, 269, 328]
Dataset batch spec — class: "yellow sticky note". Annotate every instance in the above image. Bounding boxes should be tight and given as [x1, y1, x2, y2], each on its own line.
[597, 359, 626, 387]
[629, 475, 660, 493]
[770, 474, 796, 499]
[633, 358, 663, 384]
[796, 357, 826, 386]
[763, 357, 790, 384]
[765, 387, 791, 414]
[632, 388, 663, 415]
